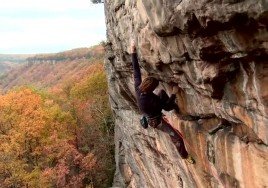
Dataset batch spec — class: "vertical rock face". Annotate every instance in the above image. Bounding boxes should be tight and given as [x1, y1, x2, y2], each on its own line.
[104, 0, 268, 187]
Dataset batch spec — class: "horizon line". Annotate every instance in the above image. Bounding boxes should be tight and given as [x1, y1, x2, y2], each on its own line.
[0, 41, 105, 55]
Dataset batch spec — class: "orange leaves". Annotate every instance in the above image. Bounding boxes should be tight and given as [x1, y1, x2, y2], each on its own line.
[81, 153, 97, 171]
[70, 63, 106, 100]
[0, 88, 80, 186]
[0, 88, 45, 139]
[0, 86, 111, 187]
[0, 48, 114, 187]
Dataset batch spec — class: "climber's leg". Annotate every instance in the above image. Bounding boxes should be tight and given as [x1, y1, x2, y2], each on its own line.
[157, 119, 188, 159]
[170, 134, 188, 159]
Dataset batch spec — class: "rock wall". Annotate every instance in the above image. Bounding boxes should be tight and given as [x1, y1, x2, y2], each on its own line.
[104, 0, 268, 187]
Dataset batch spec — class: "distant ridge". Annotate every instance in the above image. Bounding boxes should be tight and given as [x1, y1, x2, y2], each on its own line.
[0, 45, 105, 92]
[0, 45, 104, 76]
[27, 45, 104, 62]
[0, 54, 33, 63]
[0, 54, 34, 75]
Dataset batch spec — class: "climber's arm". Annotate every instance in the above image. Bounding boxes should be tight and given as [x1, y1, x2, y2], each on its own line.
[162, 86, 180, 112]
[166, 94, 176, 105]
[131, 41, 142, 92]
[167, 86, 179, 105]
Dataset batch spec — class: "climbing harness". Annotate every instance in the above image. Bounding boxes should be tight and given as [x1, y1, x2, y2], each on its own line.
[147, 115, 162, 128]
[140, 115, 163, 129]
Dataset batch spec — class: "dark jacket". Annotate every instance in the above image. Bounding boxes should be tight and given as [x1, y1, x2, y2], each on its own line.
[132, 53, 176, 118]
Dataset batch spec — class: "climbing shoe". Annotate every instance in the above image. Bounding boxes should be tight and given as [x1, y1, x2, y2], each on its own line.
[185, 155, 195, 164]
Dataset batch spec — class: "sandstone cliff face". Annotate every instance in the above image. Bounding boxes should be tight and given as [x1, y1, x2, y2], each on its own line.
[104, 0, 268, 187]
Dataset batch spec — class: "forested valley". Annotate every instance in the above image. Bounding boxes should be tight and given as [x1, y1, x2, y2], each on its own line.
[0, 45, 115, 187]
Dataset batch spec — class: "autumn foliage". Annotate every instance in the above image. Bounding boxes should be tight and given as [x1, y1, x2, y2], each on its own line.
[0, 45, 114, 187]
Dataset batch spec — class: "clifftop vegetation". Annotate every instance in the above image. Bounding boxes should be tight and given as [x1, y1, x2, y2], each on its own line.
[27, 45, 104, 63]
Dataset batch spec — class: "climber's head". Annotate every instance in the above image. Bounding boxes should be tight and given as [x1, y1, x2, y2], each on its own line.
[139, 76, 159, 93]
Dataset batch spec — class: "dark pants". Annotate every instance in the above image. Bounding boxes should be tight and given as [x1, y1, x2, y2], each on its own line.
[156, 118, 188, 158]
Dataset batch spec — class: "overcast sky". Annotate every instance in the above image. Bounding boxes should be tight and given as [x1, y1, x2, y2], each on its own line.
[0, 0, 106, 54]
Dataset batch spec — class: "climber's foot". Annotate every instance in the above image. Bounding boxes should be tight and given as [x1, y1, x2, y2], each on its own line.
[185, 155, 195, 164]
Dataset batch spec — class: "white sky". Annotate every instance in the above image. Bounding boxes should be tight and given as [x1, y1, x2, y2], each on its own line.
[0, 0, 106, 54]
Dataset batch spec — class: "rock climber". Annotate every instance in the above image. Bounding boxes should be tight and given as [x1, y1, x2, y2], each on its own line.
[130, 39, 195, 164]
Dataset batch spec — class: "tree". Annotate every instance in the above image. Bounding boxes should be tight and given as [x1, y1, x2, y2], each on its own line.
[0, 47, 115, 187]
[0, 88, 99, 187]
